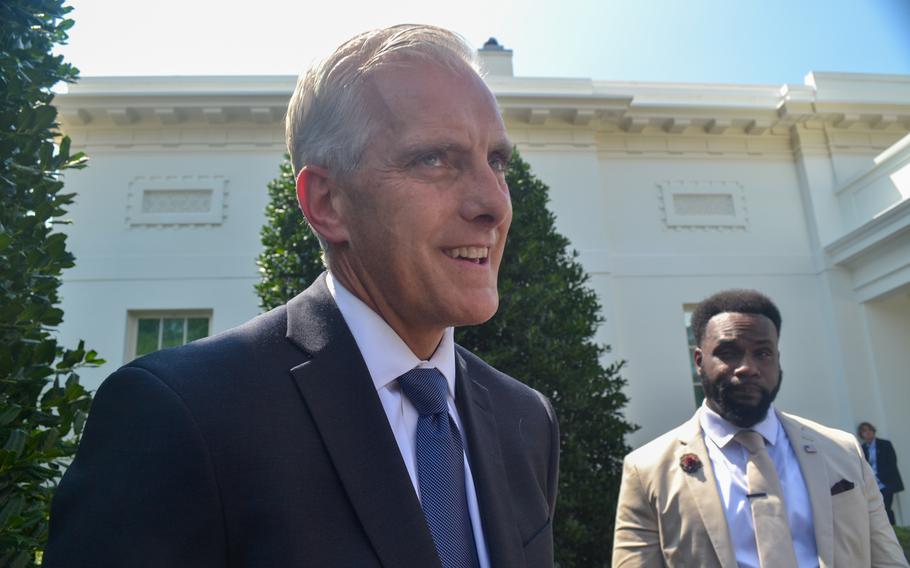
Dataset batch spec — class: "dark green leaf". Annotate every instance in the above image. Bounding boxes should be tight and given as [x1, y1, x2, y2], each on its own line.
[0, 404, 22, 425]
[4, 429, 27, 456]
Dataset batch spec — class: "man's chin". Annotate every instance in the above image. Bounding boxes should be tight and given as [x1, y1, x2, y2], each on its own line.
[716, 395, 773, 428]
[450, 293, 499, 327]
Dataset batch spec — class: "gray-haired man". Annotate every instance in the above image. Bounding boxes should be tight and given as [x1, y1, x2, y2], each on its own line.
[44, 24, 558, 568]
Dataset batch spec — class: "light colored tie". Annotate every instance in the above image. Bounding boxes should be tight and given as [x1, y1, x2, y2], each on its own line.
[734, 429, 798, 568]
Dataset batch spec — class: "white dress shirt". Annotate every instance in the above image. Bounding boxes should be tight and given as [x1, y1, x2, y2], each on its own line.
[327, 272, 490, 567]
[700, 403, 819, 568]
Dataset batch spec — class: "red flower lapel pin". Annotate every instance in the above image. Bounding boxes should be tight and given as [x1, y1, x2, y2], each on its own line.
[679, 453, 702, 473]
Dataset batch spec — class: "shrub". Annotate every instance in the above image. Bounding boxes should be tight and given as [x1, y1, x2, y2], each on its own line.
[0, 2, 101, 566]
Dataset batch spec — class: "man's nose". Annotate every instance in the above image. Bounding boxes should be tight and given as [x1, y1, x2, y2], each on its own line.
[734, 354, 761, 377]
[459, 159, 511, 226]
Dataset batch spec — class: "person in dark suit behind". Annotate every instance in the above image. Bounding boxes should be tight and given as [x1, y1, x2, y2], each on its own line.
[859, 421, 905, 525]
[43, 24, 559, 568]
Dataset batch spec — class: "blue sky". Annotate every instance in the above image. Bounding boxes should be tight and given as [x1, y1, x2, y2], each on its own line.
[60, 0, 910, 86]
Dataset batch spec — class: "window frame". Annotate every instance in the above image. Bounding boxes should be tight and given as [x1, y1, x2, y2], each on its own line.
[124, 309, 213, 362]
[682, 305, 705, 408]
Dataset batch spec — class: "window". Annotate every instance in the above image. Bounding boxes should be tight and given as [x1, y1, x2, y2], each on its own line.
[126, 310, 211, 361]
[683, 307, 705, 408]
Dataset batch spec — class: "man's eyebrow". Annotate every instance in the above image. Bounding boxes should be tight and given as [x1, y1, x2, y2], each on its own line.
[713, 337, 775, 347]
[395, 137, 515, 159]
[491, 138, 515, 155]
[395, 140, 459, 157]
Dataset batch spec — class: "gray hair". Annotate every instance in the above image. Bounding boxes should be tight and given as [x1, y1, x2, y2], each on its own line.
[285, 24, 478, 179]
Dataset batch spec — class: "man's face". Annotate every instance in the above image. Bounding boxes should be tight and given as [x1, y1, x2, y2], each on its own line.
[328, 59, 513, 354]
[859, 425, 875, 444]
[694, 312, 782, 427]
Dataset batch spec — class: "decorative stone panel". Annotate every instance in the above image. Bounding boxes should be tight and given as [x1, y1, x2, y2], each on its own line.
[126, 175, 228, 226]
[658, 181, 748, 230]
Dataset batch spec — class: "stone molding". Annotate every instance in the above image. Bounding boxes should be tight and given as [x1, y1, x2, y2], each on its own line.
[125, 175, 228, 227]
[657, 181, 749, 231]
[57, 72, 910, 155]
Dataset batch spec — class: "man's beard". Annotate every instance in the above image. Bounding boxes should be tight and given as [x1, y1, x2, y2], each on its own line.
[703, 370, 783, 428]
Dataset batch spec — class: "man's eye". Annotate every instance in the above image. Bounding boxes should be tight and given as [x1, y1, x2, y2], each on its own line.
[416, 153, 444, 167]
[489, 154, 508, 172]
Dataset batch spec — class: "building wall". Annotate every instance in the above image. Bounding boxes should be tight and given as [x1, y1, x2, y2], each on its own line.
[862, 291, 910, 522]
[57, 148, 283, 388]
[54, 71, 910, 522]
[517, 146, 847, 445]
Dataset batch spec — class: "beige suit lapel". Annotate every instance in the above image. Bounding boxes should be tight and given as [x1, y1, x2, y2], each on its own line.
[678, 411, 738, 568]
[778, 411, 834, 568]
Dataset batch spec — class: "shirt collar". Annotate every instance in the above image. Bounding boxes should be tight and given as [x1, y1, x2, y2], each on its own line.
[326, 271, 456, 398]
[700, 400, 781, 450]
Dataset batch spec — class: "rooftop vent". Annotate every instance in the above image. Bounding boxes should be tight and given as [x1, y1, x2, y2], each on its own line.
[478, 37, 513, 77]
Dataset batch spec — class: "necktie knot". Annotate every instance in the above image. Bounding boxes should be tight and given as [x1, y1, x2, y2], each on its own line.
[398, 367, 448, 416]
[734, 429, 766, 454]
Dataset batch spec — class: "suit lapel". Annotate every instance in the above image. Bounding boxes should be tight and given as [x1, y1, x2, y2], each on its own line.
[678, 411, 738, 568]
[285, 275, 441, 568]
[779, 412, 834, 568]
[453, 350, 524, 567]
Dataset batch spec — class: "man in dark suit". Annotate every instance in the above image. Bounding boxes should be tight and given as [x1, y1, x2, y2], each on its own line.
[43, 24, 558, 567]
[860, 422, 905, 525]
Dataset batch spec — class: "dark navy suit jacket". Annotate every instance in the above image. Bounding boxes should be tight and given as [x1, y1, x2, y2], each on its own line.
[864, 437, 905, 494]
[44, 274, 559, 567]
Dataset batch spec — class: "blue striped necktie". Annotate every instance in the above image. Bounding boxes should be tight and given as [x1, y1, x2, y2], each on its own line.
[397, 367, 479, 568]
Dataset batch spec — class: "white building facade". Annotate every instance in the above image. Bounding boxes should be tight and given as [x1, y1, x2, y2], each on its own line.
[56, 47, 910, 522]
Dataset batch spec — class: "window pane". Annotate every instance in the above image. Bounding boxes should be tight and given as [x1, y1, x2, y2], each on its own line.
[684, 308, 702, 409]
[136, 318, 160, 357]
[161, 318, 184, 349]
[186, 318, 209, 342]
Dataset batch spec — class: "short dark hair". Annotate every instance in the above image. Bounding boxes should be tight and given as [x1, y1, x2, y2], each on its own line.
[690, 289, 782, 346]
[858, 421, 876, 435]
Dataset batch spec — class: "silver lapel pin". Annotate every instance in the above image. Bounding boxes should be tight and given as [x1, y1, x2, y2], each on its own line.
[804, 444, 817, 453]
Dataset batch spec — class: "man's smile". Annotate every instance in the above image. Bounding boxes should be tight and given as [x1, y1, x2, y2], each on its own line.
[443, 246, 490, 264]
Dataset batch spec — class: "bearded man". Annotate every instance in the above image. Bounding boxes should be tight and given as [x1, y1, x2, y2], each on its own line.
[612, 289, 907, 567]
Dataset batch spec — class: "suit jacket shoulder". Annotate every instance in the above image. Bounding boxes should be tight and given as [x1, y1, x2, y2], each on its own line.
[621, 416, 698, 487]
[613, 413, 736, 568]
[778, 412, 861, 455]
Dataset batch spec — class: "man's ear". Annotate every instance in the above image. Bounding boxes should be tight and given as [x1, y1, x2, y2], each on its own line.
[295, 165, 349, 244]
[693, 347, 704, 376]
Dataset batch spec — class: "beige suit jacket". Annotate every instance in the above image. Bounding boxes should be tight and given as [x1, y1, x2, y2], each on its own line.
[613, 409, 908, 567]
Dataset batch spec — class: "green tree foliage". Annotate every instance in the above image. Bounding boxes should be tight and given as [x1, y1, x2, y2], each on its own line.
[0, 2, 102, 566]
[256, 151, 636, 566]
[255, 158, 325, 310]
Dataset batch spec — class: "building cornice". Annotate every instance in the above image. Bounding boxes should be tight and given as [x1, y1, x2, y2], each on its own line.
[57, 72, 910, 148]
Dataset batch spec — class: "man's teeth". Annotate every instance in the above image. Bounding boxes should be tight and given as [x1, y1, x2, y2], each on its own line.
[444, 247, 489, 262]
